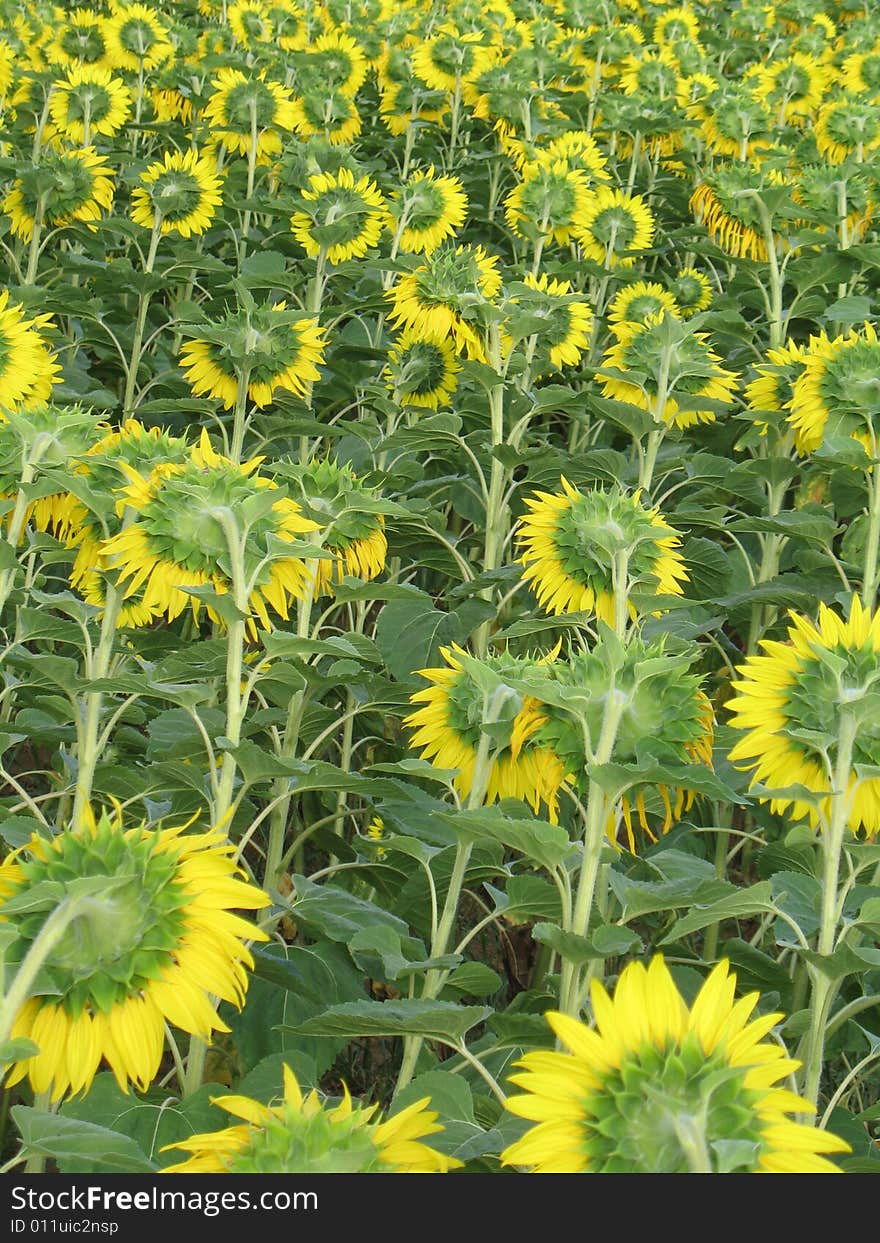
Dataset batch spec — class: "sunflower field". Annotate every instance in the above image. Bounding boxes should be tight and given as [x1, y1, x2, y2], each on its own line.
[3, 0, 880, 1184]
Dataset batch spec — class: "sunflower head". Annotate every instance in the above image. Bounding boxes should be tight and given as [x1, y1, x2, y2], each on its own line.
[608, 281, 680, 334]
[690, 162, 794, 262]
[728, 594, 880, 836]
[101, 432, 320, 629]
[390, 167, 468, 256]
[3, 147, 115, 242]
[405, 643, 570, 821]
[517, 480, 688, 625]
[163, 1063, 459, 1173]
[502, 955, 849, 1173]
[666, 267, 712, 317]
[503, 274, 593, 374]
[179, 301, 325, 409]
[788, 324, 880, 457]
[385, 328, 461, 410]
[505, 162, 590, 246]
[204, 68, 296, 155]
[1, 807, 270, 1101]
[130, 150, 224, 239]
[535, 634, 714, 848]
[0, 291, 61, 416]
[290, 167, 387, 265]
[599, 310, 739, 428]
[815, 97, 880, 164]
[0, 404, 101, 539]
[48, 66, 132, 144]
[387, 244, 503, 361]
[744, 339, 810, 440]
[51, 9, 111, 68]
[573, 187, 655, 269]
[104, 2, 173, 73]
[284, 457, 387, 596]
[290, 87, 362, 146]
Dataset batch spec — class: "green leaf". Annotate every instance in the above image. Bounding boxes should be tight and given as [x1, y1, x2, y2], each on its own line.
[289, 999, 492, 1044]
[441, 962, 504, 999]
[660, 882, 774, 942]
[375, 591, 464, 681]
[12, 1107, 155, 1174]
[435, 805, 574, 871]
[347, 925, 459, 981]
[289, 874, 411, 943]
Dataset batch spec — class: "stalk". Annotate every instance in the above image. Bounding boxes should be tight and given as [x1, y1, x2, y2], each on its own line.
[240, 100, 259, 249]
[70, 583, 123, 829]
[122, 222, 162, 416]
[229, 366, 252, 465]
[801, 711, 857, 1110]
[746, 476, 788, 653]
[474, 324, 506, 656]
[861, 454, 880, 610]
[0, 436, 53, 617]
[24, 194, 47, 287]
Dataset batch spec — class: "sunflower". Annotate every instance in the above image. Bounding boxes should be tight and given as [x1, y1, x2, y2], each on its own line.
[390, 168, 467, 256]
[502, 956, 849, 1173]
[303, 29, 369, 97]
[607, 281, 680, 335]
[505, 163, 590, 247]
[794, 163, 873, 242]
[676, 71, 721, 122]
[728, 595, 880, 836]
[387, 244, 502, 361]
[535, 637, 714, 849]
[744, 339, 810, 438]
[653, 5, 701, 43]
[130, 150, 224, 238]
[842, 49, 880, 96]
[701, 85, 775, 159]
[530, 129, 609, 187]
[503, 273, 593, 373]
[690, 164, 793, 262]
[405, 644, 570, 822]
[599, 312, 739, 428]
[412, 26, 494, 93]
[518, 480, 688, 626]
[815, 98, 880, 165]
[179, 304, 325, 409]
[50, 420, 191, 621]
[573, 187, 654, 269]
[667, 267, 712, 317]
[162, 1063, 458, 1173]
[50, 9, 112, 68]
[753, 53, 831, 126]
[100, 432, 320, 630]
[227, 0, 273, 48]
[104, 3, 173, 73]
[787, 324, 880, 455]
[385, 329, 461, 410]
[377, 47, 446, 136]
[617, 49, 681, 102]
[286, 458, 387, 596]
[3, 147, 115, 243]
[0, 404, 100, 539]
[203, 68, 296, 158]
[48, 66, 131, 144]
[290, 168, 386, 265]
[290, 89, 362, 146]
[0, 808, 269, 1101]
[0, 293, 61, 416]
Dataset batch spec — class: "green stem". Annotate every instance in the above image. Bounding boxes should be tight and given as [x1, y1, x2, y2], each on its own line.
[0, 437, 53, 617]
[24, 195, 46, 287]
[638, 428, 663, 493]
[559, 692, 627, 1016]
[122, 224, 161, 416]
[474, 324, 506, 657]
[801, 711, 857, 1110]
[240, 101, 258, 250]
[861, 456, 880, 610]
[702, 814, 731, 964]
[70, 583, 123, 829]
[230, 366, 251, 465]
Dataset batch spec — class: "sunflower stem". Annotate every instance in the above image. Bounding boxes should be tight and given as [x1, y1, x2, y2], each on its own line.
[395, 716, 497, 1094]
[801, 710, 857, 1111]
[746, 476, 787, 652]
[24, 194, 47, 287]
[638, 428, 663, 493]
[860, 452, 880, 610]
[474, 323, 506, 656]
[213, 510, 251, 837]
[23, 1092, 52, 1173]
[70, 583, 123, 829]
[0, 436, 53, 618]
[446, 75, 463, 174]
[230, 366, 252, 464]
[560, 690, 627, 1017]
[122, 222, 161, 416]
[240, 99, 259, 250]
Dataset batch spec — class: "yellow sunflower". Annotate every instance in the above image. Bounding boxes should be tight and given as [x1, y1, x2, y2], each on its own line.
[385, 329, 461, 410]
[203, 67, 296, 158]
[290, 89, 362, 145]
[50, 9, 112, 68]
[815, 97, 880, 164]
[100, 431, 320, 630]
[290, 168, 387, 265]
[599, 312, 739, 428]
[503, 273, 593, 373]
[130, 149, 224, 238]
[667, 266, 712, 317]
[744, 339, 811, 433]
[387, 244, 502, 361]
[0, 808, 269, 1101]
[502, 956, 849, 1173]
[3, 147, 115, 243]
[48, 65, 131, 144]
[505, 162, 591, 247]
[573, 187, 655, 269]
[411, 25, 495, 94]
[0, 292, 61, 415]
[228, 0, 273, 49]
[690, 164, 793, 263]
[405, 644, 570, 822]
[163, 1064, 458, 1173]
[787, 324, 880, 456]
[728, 594, 880, 836]
[517, 479, 688, 624]
[103, 2, 173, 73]
[390, 167, 468, 256]
[607, 281, 680, 335]
[179, 304, 325, 409]
[531, 129, 610, 186]
[286, 458, 387, 596]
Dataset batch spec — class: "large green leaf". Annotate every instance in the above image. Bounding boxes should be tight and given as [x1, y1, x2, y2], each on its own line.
[289, 999, 492, 1044]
